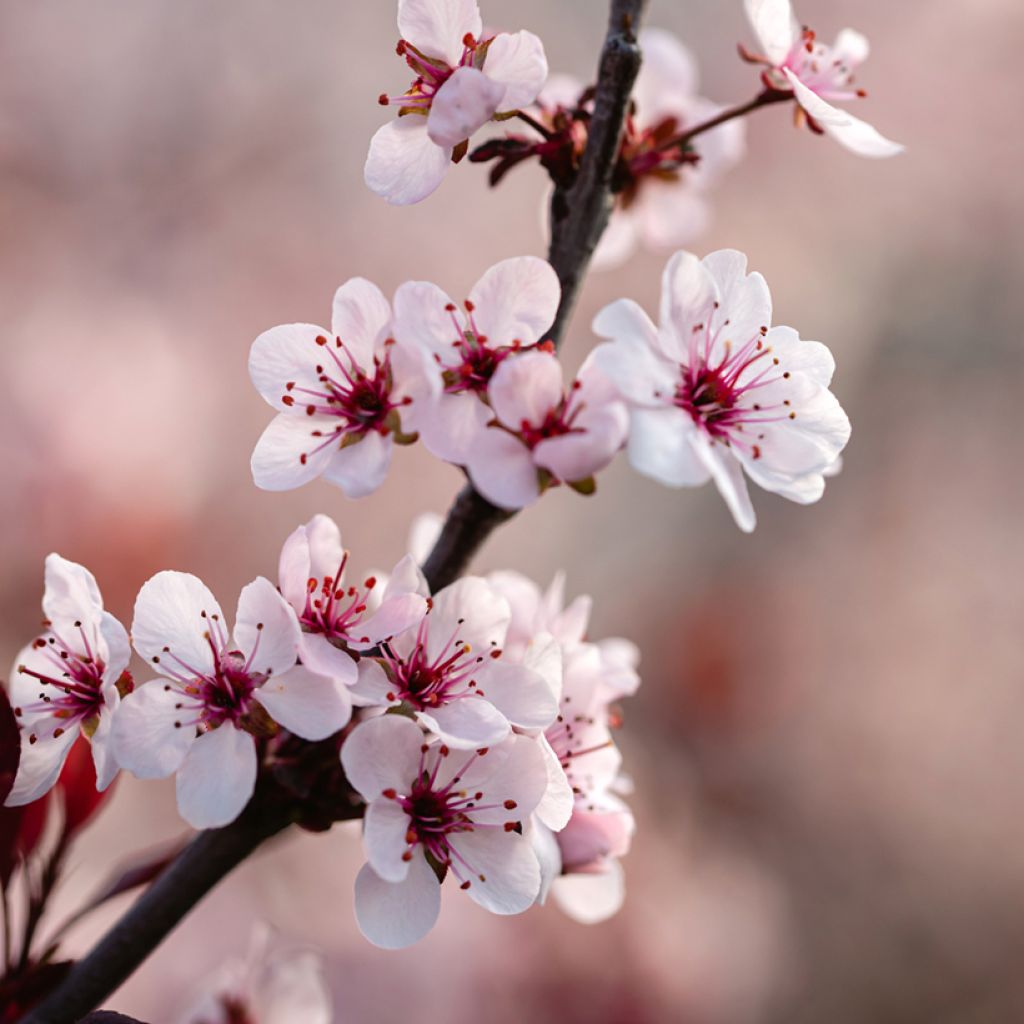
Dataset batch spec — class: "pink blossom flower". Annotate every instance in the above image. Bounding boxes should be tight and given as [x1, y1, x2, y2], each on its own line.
[366, 0, 548, 205]
[341, 715, 549, 948]
[464, 351, 629, 510]
[180, 924, 331, 1024]
[5, 555, 130, 807]
[278, 514, 429, 687]
[112, 572, 350, 829]
[593, 248, 851, 532]
[595, 28, 746, 269]
[350, 576, 559, 748]
[249, 278, 422, 499]
[744, 0, 903, 157]
[393, 256, 560, 464]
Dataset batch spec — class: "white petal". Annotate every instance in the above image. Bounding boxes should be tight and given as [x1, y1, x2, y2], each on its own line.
[100, 612, 131, 680]
[254, 949, 332, 1024]
[111, 681, 195, 779]
[489, 350, 564, 429]
[659, 250, 719, 354]
[782, 68, 853, 127]
[449, 829, 540, 914]
[90, 708, 120, 792]
[392, 280, 460, 362]
[484, 31, 548, 111]
[296, 632, 358, 686]
[700, 249, 772, 349]
[363, 798, 414, 882]
[634, 180, 711, 252]
[590, 206, 640, 271]
[321, 431, 393, 499]
[364, 118, 451, 206]
[692, 435, 757, 532]
[131, 571, 222, 674]
[744, 0, 799, 65]
[475, 660, 558, 731]
[834, 28, 870, 68]
[251, 414, 338, 492]
[417, 392, 492, 464]
[255, 665, 351, 740]
[626, 407, 711, 487]
[764, 325, 835, 386]
[4, 727, 77, 807]
[398, 0, 482, 65]
[234, 577, 300, 677]
[551, 860, 625, 923]
[278, 521, 314, 613]
[427, 67, 505, 148]
[825, 108, 904, 159]
[534, 735, 574, 831]
[417, 699, 511, 749]
[427, 576, 509, 659]
[175, 726, 257, 830]
[465, 429, 540, 509]
[42, 554, 103, 629]
[248, 324, 332, 412]
[384, 553, 431, 601]
[330, 278, 392, 367]
[408, 513, 444, 566]
[468, 256, 560, 347]
[341, 715, 424, 801]
[633, 28, 698, 123]
[533, 402, 627, 483]
[355, 593, 428, 647]
[354, 855, 441, 949]
[348, 658, 394, 708]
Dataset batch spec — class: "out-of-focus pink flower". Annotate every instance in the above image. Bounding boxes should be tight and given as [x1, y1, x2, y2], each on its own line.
[6, 555, 130, 807]
[341, 715, 548, 948]
[181, 924, 331, 1024]
[464, 351, 629, 510]
[743, 0, 903, 157]
[593, 248, 851, 532]
[350, 576, 559, 748]
[366, 0, 548, 204]
[112, 572, 350, 829]
[278, 514, 428, 687]
[249, 279, 422, 500]
[394, 256, 560, 464]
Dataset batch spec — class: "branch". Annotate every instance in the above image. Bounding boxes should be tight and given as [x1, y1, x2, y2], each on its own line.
[671, 88, 791, 148]
[423, 0, 648, 593]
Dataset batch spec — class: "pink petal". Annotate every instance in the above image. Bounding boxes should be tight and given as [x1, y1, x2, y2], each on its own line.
[110, 681, 195, 779]
[354, 855, 440, 949]
[427, 66, 505, 148]
[321, 431, 393, 498]
[234, 577, 300, 678]
[131, 571, 223, 674]
[416, 699, 511, 749]
[397, 0, 482, 66]
[448, 829, 540, 914]
[744, 0, 799, 65]
[364, 118, 451, 206]
[488, 350, 564, 429]
[254, 665, 351, 740]
[340, 715, 424, 802]
[363, 798, 414, 882]
[467, 256, 560, 347]
[249, 323, 332, 412]
[251, 413, 338, 492]
[465, 429, 540, 509]
[483, 30, 548, 111]
[551, 860, 625, 923]
[330, 278, 392, 368]
[175, 725, 257, 829]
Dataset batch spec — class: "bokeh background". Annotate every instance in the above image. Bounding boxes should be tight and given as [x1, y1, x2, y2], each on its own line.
[2, 0, 1023, 1021]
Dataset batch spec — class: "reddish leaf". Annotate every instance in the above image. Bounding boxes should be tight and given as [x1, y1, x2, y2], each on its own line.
[0, 960, 74, 1023]
[0, 686, 18, 806]
[58, 734, 115, 838]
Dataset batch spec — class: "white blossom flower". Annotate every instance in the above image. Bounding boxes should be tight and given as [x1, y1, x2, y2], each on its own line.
[744, 0, 903, 157]
[249, 278, 422, 500]
[180, 924, 332, 1024]
[350, 576, 559, 748]
[593, 248, 851, 531]
[393, 256, 560, 464]
[341, 715, 549, 948]
[112, 572, 350, 829]
[278, 514, 429, 687]
[464, 351, 629, 510]
[366, 0, 548, 204]
[5, 555, 129, 807]
[594, 28, 746, 269]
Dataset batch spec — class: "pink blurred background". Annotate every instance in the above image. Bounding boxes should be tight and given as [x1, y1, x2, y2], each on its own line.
[2, 0, 1023, 1020]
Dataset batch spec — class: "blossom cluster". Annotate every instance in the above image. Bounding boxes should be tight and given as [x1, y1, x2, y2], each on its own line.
[3, 523, 640, 947]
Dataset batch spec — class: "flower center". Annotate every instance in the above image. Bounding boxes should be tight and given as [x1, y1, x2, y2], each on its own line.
[378, 34, 488, 113]
[439, 300, 520, 396]
[517, 381, 585, 450]
[300, 555, 377, 646]
[783, 28, 864, 101]
[618, 114, 699, 203]
[16, 621, 107, 741]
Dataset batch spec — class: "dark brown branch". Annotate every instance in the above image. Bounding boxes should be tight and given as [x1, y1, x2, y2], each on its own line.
[423, 0, 648, 593]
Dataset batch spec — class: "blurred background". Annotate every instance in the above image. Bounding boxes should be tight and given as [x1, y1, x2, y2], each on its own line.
[2, 0, 1023, 1020]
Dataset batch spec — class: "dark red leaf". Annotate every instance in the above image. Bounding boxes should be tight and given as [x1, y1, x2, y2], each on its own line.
[0, 685, 20, 805]
[58, 734, 115, 838]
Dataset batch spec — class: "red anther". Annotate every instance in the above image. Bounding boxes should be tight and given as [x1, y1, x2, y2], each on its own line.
[503, 821, 517, 832]
[856, 88, 868, 98]
[460, 880, 471, 890]
[315, 335, 328, 346]
[401, 851, 413, 861]
[305, 405, 316, 416]
[538, 339, 555, 353]
[396, 39, 407, 55]
[299, 453, 308, 465]
[503, 799, 517, 809]
[282, 395, 295, 406]
[378, 93, 390, 106]
[462, 32, 476, 47]
[307, 578, 317, 592]
[364, 576, 377, 589]
[752, 445, 762, 460]
[464, 299, 475, 312]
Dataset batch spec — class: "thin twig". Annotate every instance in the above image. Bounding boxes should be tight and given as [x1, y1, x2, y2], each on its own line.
[671, 88, 790, 148]
[423, 0, 648, 592]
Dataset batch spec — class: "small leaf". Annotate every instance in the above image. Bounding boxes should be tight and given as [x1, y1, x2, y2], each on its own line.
[567, 475, 597, 496]
[0, 684, 20, 805]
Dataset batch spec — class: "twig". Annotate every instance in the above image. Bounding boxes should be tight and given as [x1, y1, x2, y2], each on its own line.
[670, 88, 791, 148]
[423, 0, 648, 592]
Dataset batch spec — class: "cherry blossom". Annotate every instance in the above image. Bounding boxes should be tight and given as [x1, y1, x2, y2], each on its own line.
[278, 514, 429, 687]
[595, 28, 746, 269]
[350, 575, 559, 748]
[593, 248, 851, 532]
[341, 715, 549, 948]
[463, 351, 629, 510]
[743, 0, 903, 157]
[112, 572, 350, 829]
[249, 278, 422, 500]
[5, 555, 130, 807]
[180, 924, 331, 1024]
[393, 255, 560, 464]
[366, 0, 548, 204]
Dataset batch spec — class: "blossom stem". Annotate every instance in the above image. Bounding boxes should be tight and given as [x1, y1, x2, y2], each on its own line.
[671, 88, 791, 148]
[423, 0, 649, 592]
[513, 109, 553, 139]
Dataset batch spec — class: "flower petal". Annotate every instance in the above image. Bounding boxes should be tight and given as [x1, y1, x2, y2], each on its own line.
[633, 28, 698, 123]
[341, 715, 424, 802]
[782, 68, 852, 127]
[131, 571, 223, 674]
[834, 28, 869, 68]
[534, 735, 574, 831]
[468, 256, 560, 347]
[321, 431, 393, 499]
[111, 681, 196, 779]
[90, 708, 119, 792]
[363, 798, 413, 882]
[393, 280, 460, 364]
[330, 278, 392, 368]
[417, 393, 493, 465]
[176, 726, 257, 830]
[4, 727, 77, 807]
[348, 658, 394, 708]
[365, 118, 451, 206]
[42, 554, 103, 630]
[255, 665, 351, 740]
[551, 860, 625, 923]
[484, 31, 548, 111]
[296, 632, 358, 686]
[397, 0, 482, 66]
[692, 435, 757, 532]
[427, 66, 505, 148]
[824, 107, 904, 159]
[248, 324, 332, 412]
[626, 406, 710, 487]
[449, 829, 540, 914]
[354, 855, 441, 949]
[417, 699, 511, 749]
[475, 660, 558, 731]
[355, 592, 429, 647]
[427, 576, 509, 659]
[465, 429, 540, 509]
[659, 250, 719, 358]
[251, 414, 338, 492]
[745, 0, 799, 65]
[234, 577, 300, 677]
[701, 249, 772, 350]
[488, 350, 564, 429]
